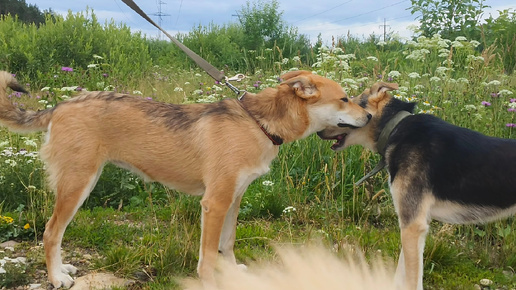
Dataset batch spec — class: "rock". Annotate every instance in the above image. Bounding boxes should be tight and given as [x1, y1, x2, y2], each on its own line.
[0, 240, 19, 248]
[29, 283, 42, 289]
[480, 278, 493, 286]
[70, 273, 134, 290]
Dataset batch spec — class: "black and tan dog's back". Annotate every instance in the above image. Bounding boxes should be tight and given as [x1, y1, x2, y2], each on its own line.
[318, 82, 516, 290]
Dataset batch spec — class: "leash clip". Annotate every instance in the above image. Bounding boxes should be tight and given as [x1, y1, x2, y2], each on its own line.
[224, 74, 246, 98]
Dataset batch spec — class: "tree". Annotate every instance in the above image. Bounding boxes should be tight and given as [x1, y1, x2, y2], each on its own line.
[409, 0, 489, 40]
[0, 0, 47, 25]
[237, 0, 285, 50]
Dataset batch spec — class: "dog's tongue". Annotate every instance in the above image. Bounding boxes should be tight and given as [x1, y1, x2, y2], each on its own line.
[331, 135, 345, 150]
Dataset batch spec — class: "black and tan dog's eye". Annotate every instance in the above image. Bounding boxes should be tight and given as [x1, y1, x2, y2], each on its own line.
[341, 97, 349, 102]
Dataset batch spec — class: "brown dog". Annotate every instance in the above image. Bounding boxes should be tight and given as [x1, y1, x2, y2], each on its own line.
[0, 70, 371, 288]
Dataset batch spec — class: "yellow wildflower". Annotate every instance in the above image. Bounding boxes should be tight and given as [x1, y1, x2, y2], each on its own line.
[24, 223, 31, 229]
[1, 215, 14, 224]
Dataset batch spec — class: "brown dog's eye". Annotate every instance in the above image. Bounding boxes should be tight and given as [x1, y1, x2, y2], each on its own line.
[341, 97, 349, 102]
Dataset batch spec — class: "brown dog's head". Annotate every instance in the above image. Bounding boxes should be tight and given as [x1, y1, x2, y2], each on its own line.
[317, 82, 401, 151]
[277, 70, 372, 138]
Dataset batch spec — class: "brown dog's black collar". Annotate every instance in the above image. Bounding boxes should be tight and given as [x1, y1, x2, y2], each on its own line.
[237, 93, 283, 146]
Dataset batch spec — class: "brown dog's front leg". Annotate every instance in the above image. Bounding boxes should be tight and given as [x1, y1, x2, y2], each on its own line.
[197, 188, 235, 288]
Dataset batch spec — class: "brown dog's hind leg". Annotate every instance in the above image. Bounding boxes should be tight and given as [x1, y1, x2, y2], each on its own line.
[44, 167, 103, 288]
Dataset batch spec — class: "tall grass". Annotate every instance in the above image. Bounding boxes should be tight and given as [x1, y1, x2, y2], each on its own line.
[0, 10, 516, 289]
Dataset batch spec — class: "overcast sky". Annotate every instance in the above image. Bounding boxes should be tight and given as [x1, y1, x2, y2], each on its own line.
[23, 0, 516, 44]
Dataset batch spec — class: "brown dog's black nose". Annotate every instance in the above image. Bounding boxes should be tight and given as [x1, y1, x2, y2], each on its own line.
[367, 113, 372, 120]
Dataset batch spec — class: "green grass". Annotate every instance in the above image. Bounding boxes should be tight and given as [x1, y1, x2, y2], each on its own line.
[0, 19, 516, 289]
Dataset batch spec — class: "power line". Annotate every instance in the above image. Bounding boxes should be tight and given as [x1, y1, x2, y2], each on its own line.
[331, 0, 410, 24]
[174, 0, 183, 26]
[292, 0, 353, 24]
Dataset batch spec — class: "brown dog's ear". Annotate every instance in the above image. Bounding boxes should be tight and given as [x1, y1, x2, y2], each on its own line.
[370, 82, 399, 95]
[282, 75, 320, 99]
[280, 70, 312, 81]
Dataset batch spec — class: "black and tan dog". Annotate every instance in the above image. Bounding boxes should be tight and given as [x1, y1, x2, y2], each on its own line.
[318, 82, 516, 290]
[0, 70, 371, 288]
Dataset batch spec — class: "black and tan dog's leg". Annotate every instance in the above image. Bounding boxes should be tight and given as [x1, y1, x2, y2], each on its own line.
[396, 221, 429, 290]
[391, 182, 434, 290]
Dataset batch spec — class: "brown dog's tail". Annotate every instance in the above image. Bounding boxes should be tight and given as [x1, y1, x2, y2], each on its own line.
[0, 71, 53, 133]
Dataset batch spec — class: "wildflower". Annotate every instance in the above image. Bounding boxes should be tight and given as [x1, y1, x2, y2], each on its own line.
[457, 78, 469, 84]
[430, 76, 441, 82]
[498, 89, 513, 97]
[102, 73, 108, 78]
[388, 71, 401, 79]
[87, 64, 98, 68]
[455, 36, 468, 41]
[508, 108, 516, 112]
[133, 90, 143, 95]
[451, 41, 464, 48]
[282, 206, 296, 214]
[1, 215, 14, 224]
[61, 86, 79, 92]
[61, 67, 73, 72]
[146, 97, 153, 100]
[262, 180, 274, 186]
[408, 72, 421, 79]
[435, 67, 449, 76]
[22, 137, 37, 147]
[366, 56, 378, 61]
[481, 101, 491, 107]
[463, 104, 477, 111]
[487, 80, 501, 86]
[24, 223, 30, 229]
[5, 159, 17, 167]
[506, 123, 516, 128]
[470, 40, 481, 47]
[174, 87, 183, 92]
[41, 87, 50, 92]
[491, 92, 499, 98]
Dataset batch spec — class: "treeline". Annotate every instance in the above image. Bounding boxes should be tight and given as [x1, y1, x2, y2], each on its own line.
[0, 0, 50, 25]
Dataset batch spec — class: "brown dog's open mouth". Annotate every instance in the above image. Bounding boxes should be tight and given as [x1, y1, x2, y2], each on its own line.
[337, 123, 359, 129]
[317, 132, 347, 150]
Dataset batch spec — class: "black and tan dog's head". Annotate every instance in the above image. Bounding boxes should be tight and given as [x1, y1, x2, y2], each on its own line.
[317, 82, 408, 151]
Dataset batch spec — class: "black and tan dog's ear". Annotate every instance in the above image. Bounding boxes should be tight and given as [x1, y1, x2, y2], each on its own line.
[370, 82, 399, 95]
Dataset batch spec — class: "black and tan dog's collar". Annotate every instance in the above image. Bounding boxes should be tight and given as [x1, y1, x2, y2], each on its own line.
[355, 110, 412, 186]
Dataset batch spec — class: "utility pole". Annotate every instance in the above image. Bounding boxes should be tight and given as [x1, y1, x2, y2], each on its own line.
[151, 1, 170, 40]
[379, 18, 390, 42]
